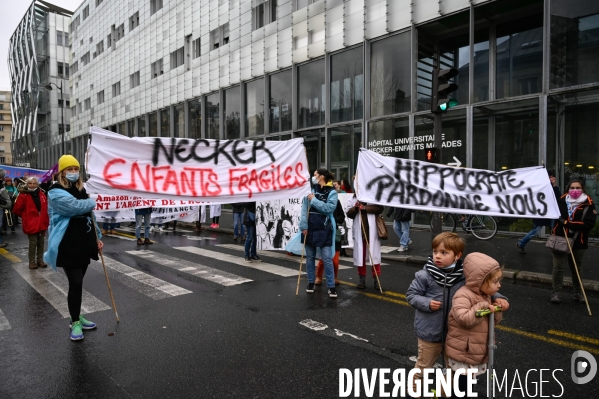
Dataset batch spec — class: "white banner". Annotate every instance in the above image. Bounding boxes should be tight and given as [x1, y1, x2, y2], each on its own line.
[86, 127, 311, 203]
[90, 193, 206, 211]
[256, 194, 354, 250]
[95, 206, 200, 223]
[356, 149, 560, 219]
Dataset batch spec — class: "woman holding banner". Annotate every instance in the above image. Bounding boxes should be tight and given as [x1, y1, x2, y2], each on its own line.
[44, 155, 103, 341]
[550, 179, 596, 304]
[299, 168, 339, 299]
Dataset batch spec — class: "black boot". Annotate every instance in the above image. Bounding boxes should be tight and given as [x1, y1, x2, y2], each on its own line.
[374, 278, 381, 291]
[356, 276, 366, 289]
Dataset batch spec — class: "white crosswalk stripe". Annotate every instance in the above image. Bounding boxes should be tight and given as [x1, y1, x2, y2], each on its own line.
[11, 263, 111, 318]
[126, 250, 253, 286]
[102, 233, 137, 241]
[0, 308, 11, 332]
[90, 257, 192, 300]
[174, 247, 304, 277]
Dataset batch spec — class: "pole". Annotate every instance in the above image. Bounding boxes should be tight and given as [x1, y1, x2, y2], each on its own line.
[92, 216, 120, 322]
[359, 212, 383, 294]
[431, 112, 443, 238]
[60, 80, 65, 155]
[488, 313, 495, 399]
[563, 227, 592, 316]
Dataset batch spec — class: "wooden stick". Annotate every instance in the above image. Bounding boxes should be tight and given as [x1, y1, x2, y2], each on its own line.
[360, 211, 383, 294]
[563, 227, 592, 316]
[93, 217, 120, 322]
[296, 231, 307, 296]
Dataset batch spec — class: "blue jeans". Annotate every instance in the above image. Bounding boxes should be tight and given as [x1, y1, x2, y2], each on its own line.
[518, 225, 542, 248]
[233, 212, 245, 237]
[135, 214, 151, 239]
[244, 212, 256, 257]
[102, 222, 116, 230]
[305, 244, 335, 288]
[393, 220, 411, 247]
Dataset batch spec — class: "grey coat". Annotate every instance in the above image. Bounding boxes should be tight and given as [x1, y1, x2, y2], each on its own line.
[0, 188, 12, 210]
[406, 261, 465, 343]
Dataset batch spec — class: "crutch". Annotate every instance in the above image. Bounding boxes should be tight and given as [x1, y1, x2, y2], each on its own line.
[93, 215, 120, 322]
[563, 227, 592, 316]
[476, 306, 502, 399]
[359, 211, 383, 294]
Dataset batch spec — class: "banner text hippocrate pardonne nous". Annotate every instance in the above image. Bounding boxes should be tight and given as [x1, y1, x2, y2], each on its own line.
[85, 127, 311, 203]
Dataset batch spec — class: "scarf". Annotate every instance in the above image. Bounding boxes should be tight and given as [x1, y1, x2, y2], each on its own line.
[565, 193, 588, 219]
[424, 256, 464, 287]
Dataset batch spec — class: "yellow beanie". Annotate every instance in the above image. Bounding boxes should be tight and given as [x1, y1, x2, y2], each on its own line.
[58, 155, 80, 172]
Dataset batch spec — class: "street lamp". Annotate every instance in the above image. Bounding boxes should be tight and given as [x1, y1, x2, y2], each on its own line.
[44, 81, 65, 155]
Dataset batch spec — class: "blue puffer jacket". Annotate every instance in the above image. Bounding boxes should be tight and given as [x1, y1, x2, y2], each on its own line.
[43, 188, 102, 271]
[299, 185, 338, 251]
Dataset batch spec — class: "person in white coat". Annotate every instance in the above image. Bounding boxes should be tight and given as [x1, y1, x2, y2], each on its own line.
[345, 195, 384, 289]
[209, 204, 222, 228]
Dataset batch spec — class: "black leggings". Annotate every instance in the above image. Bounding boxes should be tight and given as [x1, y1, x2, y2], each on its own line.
[64, 265, 88, 322]
[212, 216, 219, 224]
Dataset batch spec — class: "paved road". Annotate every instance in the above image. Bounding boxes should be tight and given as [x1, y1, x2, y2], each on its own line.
[0, 226, 597, 398]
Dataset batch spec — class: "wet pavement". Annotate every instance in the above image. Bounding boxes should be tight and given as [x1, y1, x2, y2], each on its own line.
[0, 218, 598, 398]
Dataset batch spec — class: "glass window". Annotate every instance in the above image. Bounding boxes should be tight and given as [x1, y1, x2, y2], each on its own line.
[160, 108, 170, 137]
[138, 116, 146, 137]
[149, 112, 158, 137]
[371, 32, 412, 116]
[472, 28, 490, 103]
[269, 69, 292, 133]
[298, 59, 325, 129]
[119, 122, 126, 136]
[224, 86, 241, 139]
[550, 1, 599, 88]
[174, 103, 184, 138]
[331, 46, 363, 123]
[127, 119, 135, 137]
[297, 129, 325, 174]
[439, 33, 469, 107]
[245, 79, 264, 137]
[330, 124, 362, 182]
[188, 99, 201, 139]
[496, 15, 543, 99]
[368, 117, 410, 160]
[206, 93, 220, 139]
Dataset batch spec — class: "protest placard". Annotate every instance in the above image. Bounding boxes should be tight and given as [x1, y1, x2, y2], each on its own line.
[86, 127, 311, 203]
[356, 149, 560, 218]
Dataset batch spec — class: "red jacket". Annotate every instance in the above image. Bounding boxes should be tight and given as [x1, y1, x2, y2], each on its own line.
[13, 189, 49, 235]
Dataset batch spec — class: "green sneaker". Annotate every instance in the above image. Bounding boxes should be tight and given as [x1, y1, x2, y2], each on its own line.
[70, 321, 84, 341]
[70, 315, 97, 330]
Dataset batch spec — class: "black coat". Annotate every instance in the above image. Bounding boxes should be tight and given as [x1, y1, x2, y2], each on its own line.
[387, 206, 412, 222]
[552, 195, 597, 250]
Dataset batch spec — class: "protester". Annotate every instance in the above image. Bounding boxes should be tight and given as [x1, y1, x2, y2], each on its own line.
[516, 170, 561, 253]
[445, 252, 508, 397]
[333, 180, 345, 194]
[345, 190, 384, 290]
[210, 204, 221, 228]
[135, 207, 154, 245]
[549, 179, 596, 304]
[300, 168, 339, 299]
[387, 206, 412, 252]
[0, 170, 12, 247]
[13, 177, 49, 269]
[341, 179, 353, 194]
[44, 155, 102, 341]
[243, 201, 260, 262]
[3, 177, 17, 233]
[315, 198, 346, 286]
[231, 202, 246, 240]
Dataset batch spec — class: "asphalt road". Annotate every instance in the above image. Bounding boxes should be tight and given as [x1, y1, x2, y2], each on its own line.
[0, 226, 597, 398]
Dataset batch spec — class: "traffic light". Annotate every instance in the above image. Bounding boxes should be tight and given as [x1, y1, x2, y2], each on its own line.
[425, 148, 438, 162]
[431, 68, 459, 113]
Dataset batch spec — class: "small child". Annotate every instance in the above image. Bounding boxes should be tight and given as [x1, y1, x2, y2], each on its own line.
[445, 252, 510, 397]
[406, 232, 466, 398]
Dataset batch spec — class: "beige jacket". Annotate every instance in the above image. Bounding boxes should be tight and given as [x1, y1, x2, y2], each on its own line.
[445, 252, 503, 365]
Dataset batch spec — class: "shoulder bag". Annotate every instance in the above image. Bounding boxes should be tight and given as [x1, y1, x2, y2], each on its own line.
[545, 206, 589, 254]
[376, 215, 388, 240]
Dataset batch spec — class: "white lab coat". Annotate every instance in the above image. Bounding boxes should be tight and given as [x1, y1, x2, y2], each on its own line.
[198, 205, 206, 223]
[209, 204, 222, 218]
[344, 195, 382, 266]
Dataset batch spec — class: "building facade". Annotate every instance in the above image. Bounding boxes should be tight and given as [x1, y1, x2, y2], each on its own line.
[8, 1, 72, 169]
[0, 92, 13, 165]
[69, 0, 599, 229]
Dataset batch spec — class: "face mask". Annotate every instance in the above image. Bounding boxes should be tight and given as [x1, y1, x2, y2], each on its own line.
[569, 189, 582, 199]
[65, 173, 79, 182]
[444, 261, 458, 271]
[311, 176, 319, 185]
[27, 187, 36, 192]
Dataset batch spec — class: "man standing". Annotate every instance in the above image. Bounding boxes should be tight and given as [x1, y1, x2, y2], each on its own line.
[387, 206, 412, 252]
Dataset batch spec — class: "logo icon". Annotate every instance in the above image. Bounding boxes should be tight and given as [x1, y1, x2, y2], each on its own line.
[571, 350, 597, 384]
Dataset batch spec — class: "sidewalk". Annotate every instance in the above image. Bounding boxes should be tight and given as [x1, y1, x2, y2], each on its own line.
[188, 211, 599, 293]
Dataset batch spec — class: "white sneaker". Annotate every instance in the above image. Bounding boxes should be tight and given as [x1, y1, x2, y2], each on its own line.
[158, 227, 164, 232]
[397, 246, 408, 252]
[149, 227, 155, 232]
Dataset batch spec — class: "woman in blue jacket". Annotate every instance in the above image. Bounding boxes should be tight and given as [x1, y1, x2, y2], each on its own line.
[299, 168, 338, 299]
[44, 155, 103, 341]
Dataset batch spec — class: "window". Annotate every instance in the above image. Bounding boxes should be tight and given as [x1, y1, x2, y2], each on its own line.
[127, 119, 135, 137]
[188, 99, 201, 139]
[84, 98, 91, 111]
[71, 61, 78, 74]
[0, 158, 5, 164]
[116, 24, 125, 41]
[224, 86, 241, 139]
[298, 58, 325, 128]
[130, 71, 140, 88]
[112, 81, 121, 97]
[137, 116, 146, 137]
[95, 40, 104, 58]
[149, 112, 158, 137]
[57, 31, 63, 46]
[107, 33, 112, 47]
[71, 15, 80, 32]
[59, 124, 71, 134]
[193, 38, 201, 59]
[160, 108, 170, 137]
[97, 90, 104, 104]
[170, 47, 184, 69]
[206, 93, 220, 139]
[57, 61, 64, 77]
[130, 11, 139, 31]
[269, 69, 292, 133]
[151, 59, 164, 78]
[71, 105, 77, 116]
[331, 46, 363, 123]
[81, 52, 90, 66]
[83, 5, 89, 20]
[57, 62, 69, 78]
[96, 0, 103, 6]
[211, 23, 229, 50]
[252, 0, 277, 30]
[150, 0, 163, 15]
[245, 79, 264, 136]
[174, 104, 184, 138]
[58, 99, 64, 108]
